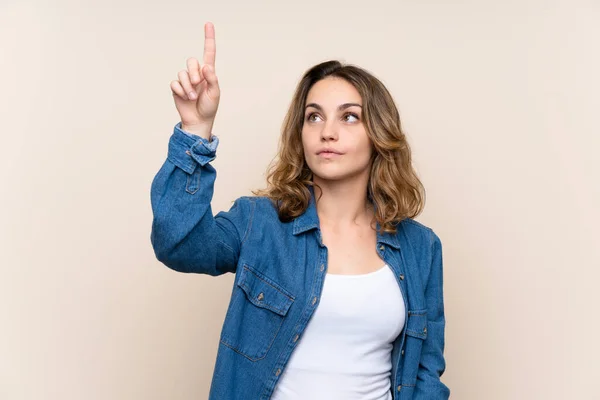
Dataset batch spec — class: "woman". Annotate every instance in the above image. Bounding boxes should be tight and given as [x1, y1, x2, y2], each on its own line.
[151, 22, 450, 400]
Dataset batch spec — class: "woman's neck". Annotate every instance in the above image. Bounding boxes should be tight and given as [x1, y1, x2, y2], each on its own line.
[312, 177, 374, 228]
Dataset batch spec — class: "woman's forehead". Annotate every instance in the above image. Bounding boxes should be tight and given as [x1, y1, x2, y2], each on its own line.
[305, 77, 362, 106]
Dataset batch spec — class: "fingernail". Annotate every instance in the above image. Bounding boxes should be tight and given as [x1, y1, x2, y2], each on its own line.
[188, 91, 197, 100]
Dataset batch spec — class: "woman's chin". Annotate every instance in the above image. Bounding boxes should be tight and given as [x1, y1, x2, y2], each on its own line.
[312, 170, 357, 183]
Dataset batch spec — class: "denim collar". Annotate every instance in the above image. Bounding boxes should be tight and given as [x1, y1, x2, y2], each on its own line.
[292, 185, 401, 249]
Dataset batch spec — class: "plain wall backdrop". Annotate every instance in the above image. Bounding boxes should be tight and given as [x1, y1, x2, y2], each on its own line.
[1, 0, 598, 399]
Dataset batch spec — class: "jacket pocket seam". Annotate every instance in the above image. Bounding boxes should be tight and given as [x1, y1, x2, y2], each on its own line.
[241, 265, 295, 301]
[219, 265, 293, 361]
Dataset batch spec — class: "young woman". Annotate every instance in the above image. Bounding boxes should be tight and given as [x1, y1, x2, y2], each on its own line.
[151, 22, 450, 400]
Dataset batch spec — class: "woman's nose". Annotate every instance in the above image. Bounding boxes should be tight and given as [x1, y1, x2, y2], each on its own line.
[320, 121, 338, 141]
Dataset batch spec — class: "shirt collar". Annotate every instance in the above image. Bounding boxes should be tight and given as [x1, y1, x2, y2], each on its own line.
[292, 186, 401, 249]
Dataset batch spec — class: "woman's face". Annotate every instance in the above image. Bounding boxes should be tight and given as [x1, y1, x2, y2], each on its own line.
[301, 77, 373, 183]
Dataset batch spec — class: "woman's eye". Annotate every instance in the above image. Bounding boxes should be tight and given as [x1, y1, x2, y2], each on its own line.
[344, 113, 359, 122]
[306, 113, 358, 122]
[307, 113, 322, 122]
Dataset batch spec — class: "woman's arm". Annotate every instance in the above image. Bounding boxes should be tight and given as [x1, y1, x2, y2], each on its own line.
[150, 22, 252, 276]
[414, 231, 451, 398]
[150, 124, 253, 276]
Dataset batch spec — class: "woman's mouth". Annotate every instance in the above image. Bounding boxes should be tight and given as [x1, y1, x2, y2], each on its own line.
[318, 151, 342, 158]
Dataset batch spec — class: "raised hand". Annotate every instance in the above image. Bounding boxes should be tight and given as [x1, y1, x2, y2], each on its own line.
[170, 22, 220, 139]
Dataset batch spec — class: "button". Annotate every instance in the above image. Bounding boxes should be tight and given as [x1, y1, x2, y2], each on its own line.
[312, 296, 317, 305]
[257, 292, 264, 301]
[185, 150, 191, 155]
[379, 245, 385, 250]
[401, 349, 405, 356]
[424, 327, 427, 334]
[320, 264, 325, 272]
[397, 385, 402, 391]
[399, 274, 405, 280]
[275, 368, 281, 376]
[293, 335, 299, 342]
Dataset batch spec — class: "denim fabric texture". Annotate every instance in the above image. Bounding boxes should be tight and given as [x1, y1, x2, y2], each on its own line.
[150, 123, 450, 400]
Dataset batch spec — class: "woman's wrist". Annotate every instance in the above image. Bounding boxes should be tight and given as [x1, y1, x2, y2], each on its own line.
[181, 121, 214, 141]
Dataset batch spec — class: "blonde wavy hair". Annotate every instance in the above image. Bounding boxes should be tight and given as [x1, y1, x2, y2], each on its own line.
[253, 60, 425, 233]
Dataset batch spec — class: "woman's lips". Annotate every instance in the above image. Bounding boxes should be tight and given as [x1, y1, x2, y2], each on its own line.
[318, 151, 342, 158]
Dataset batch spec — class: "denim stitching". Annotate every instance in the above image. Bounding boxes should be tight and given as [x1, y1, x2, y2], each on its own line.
[167, 154, 195, 175]
[219, 266, 290, 361]
[185, 168, 200, 194]
[240, 197, 255, 246]
[238, 280, 287, 316]
[241, 265, 295, 301]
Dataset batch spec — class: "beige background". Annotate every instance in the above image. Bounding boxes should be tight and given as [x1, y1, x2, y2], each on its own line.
[1, 0, 598, 399]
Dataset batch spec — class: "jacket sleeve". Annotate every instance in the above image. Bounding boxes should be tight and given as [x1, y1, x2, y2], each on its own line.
[414, 231, 451, 399]
[149, 122, 253, 276]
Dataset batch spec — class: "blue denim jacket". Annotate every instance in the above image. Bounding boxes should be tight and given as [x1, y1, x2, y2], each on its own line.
[150, 123, 450, 400]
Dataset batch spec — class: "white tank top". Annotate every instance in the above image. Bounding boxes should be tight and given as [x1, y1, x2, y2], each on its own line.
[271, 264, 406, 400]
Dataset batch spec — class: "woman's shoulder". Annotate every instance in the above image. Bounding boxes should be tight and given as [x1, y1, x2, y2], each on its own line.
[231, 195, 279, 220]
[397, 218, 441, 248]
[234, 194, 275, 209]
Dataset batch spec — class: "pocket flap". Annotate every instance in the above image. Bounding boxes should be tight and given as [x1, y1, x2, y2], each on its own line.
[237, 265, 294, 317]
[406, 310, 428, 340]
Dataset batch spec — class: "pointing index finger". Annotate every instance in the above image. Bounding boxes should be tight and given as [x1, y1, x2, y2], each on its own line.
[203, 22, 216, 67]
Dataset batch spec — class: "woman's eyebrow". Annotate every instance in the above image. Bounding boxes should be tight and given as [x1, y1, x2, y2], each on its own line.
[305, 103, 362, 111]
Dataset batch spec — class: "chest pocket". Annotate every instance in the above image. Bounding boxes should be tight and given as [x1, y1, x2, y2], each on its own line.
[220, 264, 294, 361]
[400, 309, 428, 389]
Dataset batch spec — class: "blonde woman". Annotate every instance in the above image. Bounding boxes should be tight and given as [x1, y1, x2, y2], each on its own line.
[151, 22, 450, 400]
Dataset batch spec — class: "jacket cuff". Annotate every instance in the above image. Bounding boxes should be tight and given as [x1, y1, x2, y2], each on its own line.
[167, 122, 220, 174]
